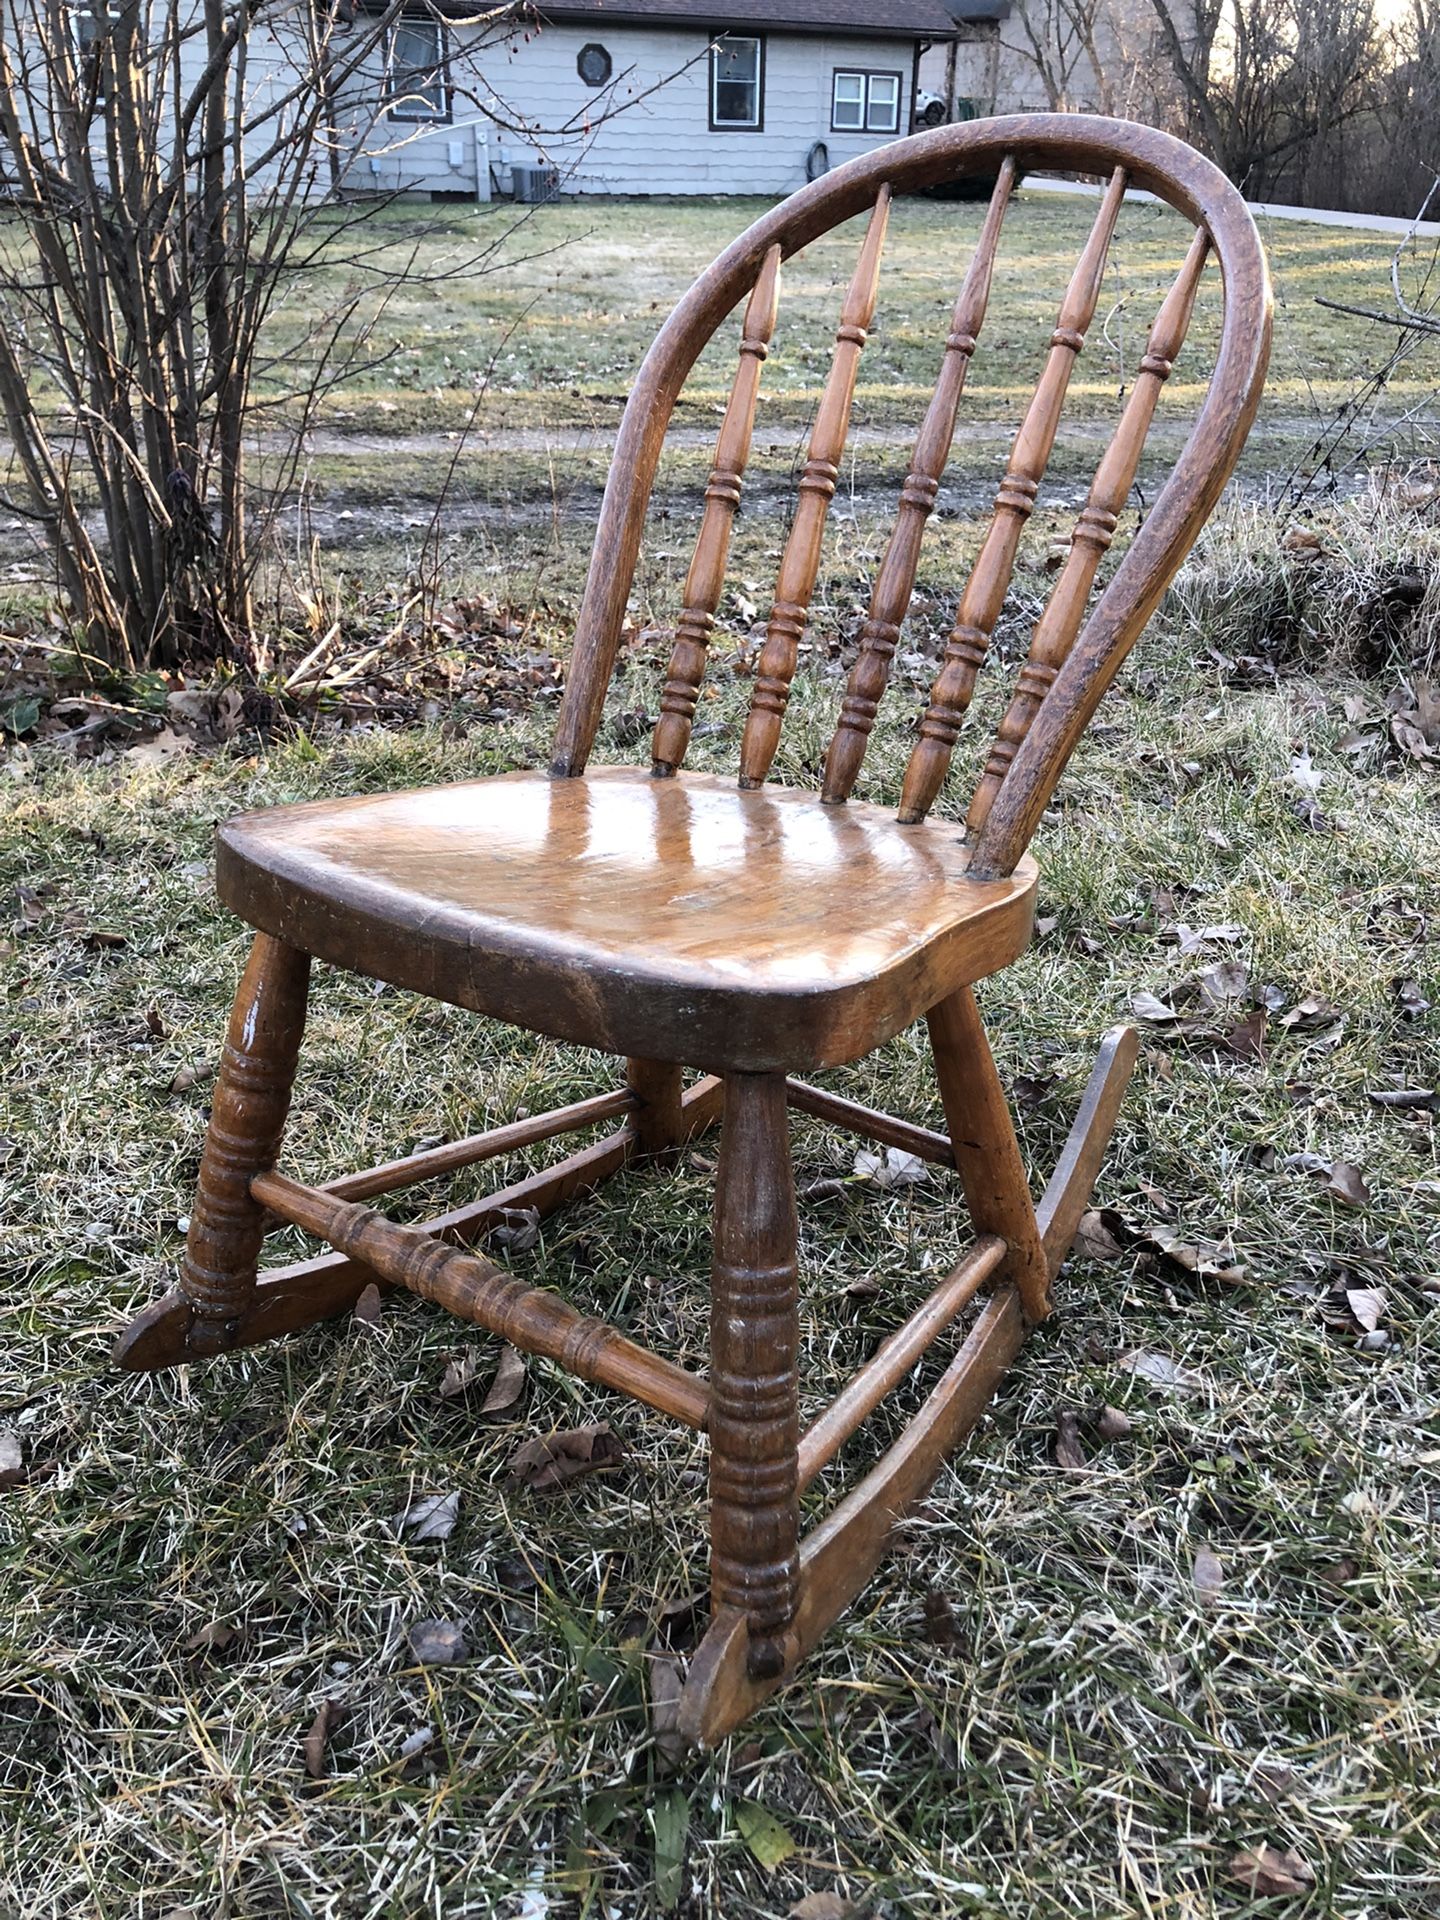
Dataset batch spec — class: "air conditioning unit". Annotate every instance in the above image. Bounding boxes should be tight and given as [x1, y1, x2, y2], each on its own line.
[511, 164, 559, 205]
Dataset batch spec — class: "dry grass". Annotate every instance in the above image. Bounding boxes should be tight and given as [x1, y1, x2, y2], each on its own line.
[3, 492, 1439, 1914]
[2, 190, 1439, 1919]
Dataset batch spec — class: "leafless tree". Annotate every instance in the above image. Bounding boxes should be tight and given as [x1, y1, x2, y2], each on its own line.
[1145, 0, 1380, 197]
[0, 2, 699, 672]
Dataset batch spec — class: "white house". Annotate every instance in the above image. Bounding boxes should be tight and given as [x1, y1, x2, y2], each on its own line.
[336, 0, 1014, 200]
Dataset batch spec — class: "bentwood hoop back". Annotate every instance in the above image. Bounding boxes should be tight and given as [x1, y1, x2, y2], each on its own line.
[116, 117, 1271, 1743]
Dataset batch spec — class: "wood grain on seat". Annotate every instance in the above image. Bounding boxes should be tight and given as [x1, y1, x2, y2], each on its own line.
[217, 767, 1035, 1072]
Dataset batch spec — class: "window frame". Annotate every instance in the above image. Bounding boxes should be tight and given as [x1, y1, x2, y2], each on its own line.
[708, 32, 765, 134]
[830, 67, 904, 137]
[385, 15, 452, 125]
[69, 5, 110, 107]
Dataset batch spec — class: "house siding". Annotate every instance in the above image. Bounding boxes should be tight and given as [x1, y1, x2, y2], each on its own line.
[339, 22, 918, 198]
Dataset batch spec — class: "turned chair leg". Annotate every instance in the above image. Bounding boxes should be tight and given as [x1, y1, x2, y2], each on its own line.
[180, 934, 310, 1356]
[625, 1057, 687, 1163]
[709, 1071, 801, 1681]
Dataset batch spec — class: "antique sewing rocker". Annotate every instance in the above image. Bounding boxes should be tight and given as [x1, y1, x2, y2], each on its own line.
[116, 116, 1270, 1743]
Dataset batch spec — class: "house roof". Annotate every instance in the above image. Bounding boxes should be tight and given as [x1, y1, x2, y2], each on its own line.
[535, 1, 1009, 40]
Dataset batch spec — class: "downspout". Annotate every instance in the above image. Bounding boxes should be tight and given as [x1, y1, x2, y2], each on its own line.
[910, 38, 923, 130]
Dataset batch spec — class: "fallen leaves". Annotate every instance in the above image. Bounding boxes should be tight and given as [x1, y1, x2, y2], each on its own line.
[0, 1430, 25, 1490]
[480, 1344, 528, 1417]
[353, 1283, 383, 1327]
[852, 1145, 928, 1189]
[390, 1489, 460, 1543]
[1119, 1350, 1205, 1395]
[1192, 1543, 1225, 1606]
[734, 1798, 797, 1870]
[507, 1422, 624, 1493]
[408, 1618, 468, 1665]
[1054, 1408, 1086, 1471]
[1227, 1844, 1314, 1897]
[1074, 1209, 1246, 1286]
[1322, 1161, 1371, 1209]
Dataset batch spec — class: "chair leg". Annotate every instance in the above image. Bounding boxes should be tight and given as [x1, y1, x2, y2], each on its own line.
[180, 934, 310, 1356]
[708, 1071, 801, 1682]
[625, 1057, 687, 1163]
[927, 985, 1051, 1322]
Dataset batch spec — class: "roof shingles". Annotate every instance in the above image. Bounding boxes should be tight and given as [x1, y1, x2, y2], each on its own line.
[537, 1, 1007, 39]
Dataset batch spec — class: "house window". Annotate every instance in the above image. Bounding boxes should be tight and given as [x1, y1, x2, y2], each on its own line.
[831, 70, 902, 136]
[70, 6, 109, 105]
[710, 35, 763, 132]
[386, 17, 449, 123]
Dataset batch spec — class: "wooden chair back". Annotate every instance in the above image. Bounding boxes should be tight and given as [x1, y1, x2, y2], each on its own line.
[549, 114, 1272, 881]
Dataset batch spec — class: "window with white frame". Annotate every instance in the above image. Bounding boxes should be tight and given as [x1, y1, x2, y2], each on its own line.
[710, 35, 763, 131]
[831, 69, 901, 135]
[69, 5, 109, 105]
[386, 16, 449, 123]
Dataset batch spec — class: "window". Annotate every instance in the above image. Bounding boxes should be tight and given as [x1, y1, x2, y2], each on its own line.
[577, 43, 612, 87]
[70, 5, 108, 105]
[386, 17, 449, 123]
[831, 69, 901, 136]
[710, 35, 763, 132]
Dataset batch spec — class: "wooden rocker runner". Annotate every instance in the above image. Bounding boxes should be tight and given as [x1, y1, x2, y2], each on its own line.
[116, 116, 1271, 1744]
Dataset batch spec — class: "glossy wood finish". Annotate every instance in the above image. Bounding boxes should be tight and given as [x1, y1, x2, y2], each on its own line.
[967, 230, 1211, 833]
[898, 168, 1128, 827]
[218, 768, 1037, 1074]
[180, 934, 309, 1355]
[120, 118, 1272, 1742]
[652, 246, 781, 777]
[1036, 1023, 1139, 1277]
[679, 1286, 1025, 1744]
[322, 1085, 638, 1203]
[738, 190, 890, 789]
[115, 1077, 725, 1372]
[821, 161, 1015, 806]
[928, 986, 1051, 1323]
[254, 1169, 711, 1429]
[709, 1073, 801, 1679]
[784, 1077, 956, 1169]
[796, 1232, 1005, 1489]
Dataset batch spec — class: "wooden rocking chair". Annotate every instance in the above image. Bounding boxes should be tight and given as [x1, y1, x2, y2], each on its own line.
[116, 116, 1271, 1744]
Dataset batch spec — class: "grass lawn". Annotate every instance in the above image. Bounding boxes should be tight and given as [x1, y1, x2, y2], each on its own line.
[2, 186, 1439, 1917]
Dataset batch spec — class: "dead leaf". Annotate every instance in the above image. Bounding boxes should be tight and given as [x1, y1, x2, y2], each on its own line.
[1227, 1844, 1314, 1897]
[1319, 1556, 1359, 1587]
[798, 1176, 848, 1202]
[1289, 750, 1323, 795]
[853, 1146, 928, 1189]
[408, 1618, 468, 1665]
[1075, 1208, 1129, 1261]
[184, 1620, 237, 1654]
[1095, 1404, 1132, 1442]
[1192, 1543, 1225, 1605]
[390, 1489, 460, 1542]
[647, 1650, 686, 1765]
[920, 1589, 963, 1647]
[1394, 976, 1430, 1017]
[1139, 1224, 1247, 1287]
[1222, 1009, 1267, 1062]
[302, 1698, 344, 1778]
[1131, 989, 1181, 1023]
[166, 1061, 215, 1096]
[438, 1351, 479, 1399]
[1119, 1349, 1204, 1394]
[1054, 1408, 1086, 1471]
[0, 1430, 25, 1489]
[1324, 1161, 1371, 1208]
[127, 724, 194, 765]
[1199, 960, 1251, 1004]
[1368, 1086, 1434, 1110]
[353, 1283, 383, 1327]
[507, 1422, 624, 1493]
[490, 1205, 541, 1253]
[480, 1344, 528, 1418]
[1279, 992, 1342, 1033]
[787, 1898, 858, 1920]
[1345, 1286, 1387, 1332]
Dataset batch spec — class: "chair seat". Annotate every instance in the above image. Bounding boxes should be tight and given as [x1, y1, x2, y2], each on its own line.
[217, 767, 1036, 1071]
